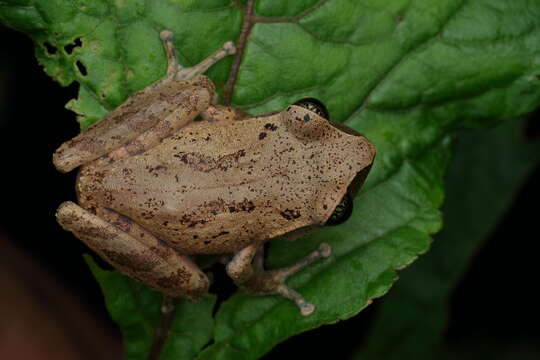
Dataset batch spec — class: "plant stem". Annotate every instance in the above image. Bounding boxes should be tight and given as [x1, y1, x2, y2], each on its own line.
[224, 0, 255, 105]
[148, 296, 177, 360]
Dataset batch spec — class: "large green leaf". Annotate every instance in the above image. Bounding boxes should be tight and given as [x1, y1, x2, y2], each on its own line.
[2, 0, 540, 359]
[355, 117, 540, 360]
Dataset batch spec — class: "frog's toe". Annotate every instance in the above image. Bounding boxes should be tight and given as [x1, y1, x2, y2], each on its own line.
[160, 29, 173, 41]
[245, 242, 332, 316]
[222, 41, 236, 55]
[276, 284, 316, 316]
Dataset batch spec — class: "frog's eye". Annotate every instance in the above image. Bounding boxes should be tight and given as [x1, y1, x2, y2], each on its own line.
[293, 98, 329, 120]
[325, 193, 353, 226]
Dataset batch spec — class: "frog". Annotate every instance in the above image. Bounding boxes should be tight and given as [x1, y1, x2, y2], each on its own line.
[53, 30, 376, 316]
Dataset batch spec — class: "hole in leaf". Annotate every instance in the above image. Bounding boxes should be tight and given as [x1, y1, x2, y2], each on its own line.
[76, 60, 87, 76]
[64, 37, 82, 54]
[43, 41, 57, 55]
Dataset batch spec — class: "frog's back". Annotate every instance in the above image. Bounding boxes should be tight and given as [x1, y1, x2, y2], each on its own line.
[78, 111, 373, 255]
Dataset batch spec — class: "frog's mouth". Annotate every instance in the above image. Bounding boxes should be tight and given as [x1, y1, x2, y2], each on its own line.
[348, 163, 373, 198]
[280, 223, 320, 241]
[324, 163, 373, 227]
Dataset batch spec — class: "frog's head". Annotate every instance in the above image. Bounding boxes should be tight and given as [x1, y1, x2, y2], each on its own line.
[282, 98, 375, 229]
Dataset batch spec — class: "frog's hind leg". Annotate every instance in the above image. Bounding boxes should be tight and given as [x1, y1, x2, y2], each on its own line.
[56, 201, 209, 300]
[160, 30, 236, 81]
[226, 243, 332, 316]
[53, 31, 235, 174]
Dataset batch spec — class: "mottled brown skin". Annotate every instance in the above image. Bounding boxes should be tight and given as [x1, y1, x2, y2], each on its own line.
[54, 30, 376, 316]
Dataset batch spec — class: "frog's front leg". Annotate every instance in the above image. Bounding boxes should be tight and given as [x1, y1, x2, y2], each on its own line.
[53, 30, 235, 173]
[56, 201, 209, 299]
[160, 30, 236, 81]
[226, 243, 332, 316]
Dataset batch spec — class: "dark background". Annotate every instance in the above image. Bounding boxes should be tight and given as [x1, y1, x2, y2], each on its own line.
[1, 25, 539, 359]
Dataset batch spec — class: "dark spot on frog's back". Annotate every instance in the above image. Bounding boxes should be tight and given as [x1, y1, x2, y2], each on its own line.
[238, 199, 256, 212]
[211, 231, 230, 239]
[226, 198, 255, 213]
[174, 149, 247, 172]
[264, 123, 278, 131]
[303, 114, 310, 122]
[146, 164, 167, 177]
[258, 132, 267, 140]
[280, 209, 301, 220]
[177, 154, 189, 164]
[186, 219, 208, 228]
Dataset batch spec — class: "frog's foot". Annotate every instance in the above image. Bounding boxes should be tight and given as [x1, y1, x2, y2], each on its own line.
[227, 243, 332, 316]
[160, 29, 236, 81]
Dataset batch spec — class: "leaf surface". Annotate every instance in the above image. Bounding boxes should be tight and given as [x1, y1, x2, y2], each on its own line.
[355, 117, 540, 360]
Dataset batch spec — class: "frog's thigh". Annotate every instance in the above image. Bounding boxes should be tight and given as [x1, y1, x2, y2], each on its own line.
[53, 82, 213, 173]
[101, 89, 213, 165]
[56, 201, 209, 299]
[226, 243, 332, 316]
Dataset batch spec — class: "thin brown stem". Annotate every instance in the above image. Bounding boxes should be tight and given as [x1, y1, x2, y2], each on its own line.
[224, 0, 255, 105]
[252, 0, 328, 23]
[148, 296, 177, 360]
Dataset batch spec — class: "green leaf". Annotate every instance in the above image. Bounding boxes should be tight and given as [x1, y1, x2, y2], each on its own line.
[3, 0, 540, 359]
[354, 117, 540, 360]
[86, 255, 216, 360]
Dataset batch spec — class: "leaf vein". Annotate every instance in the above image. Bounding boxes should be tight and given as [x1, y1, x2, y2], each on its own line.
[345, 0, 470, 123]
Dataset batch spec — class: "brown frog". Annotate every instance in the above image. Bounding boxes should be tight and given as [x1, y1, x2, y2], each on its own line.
[54, 30, 375, 316]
